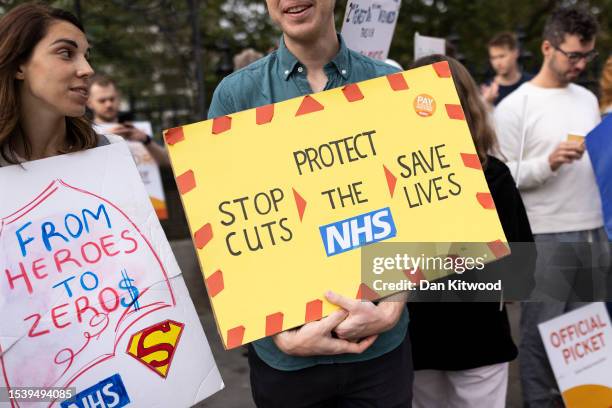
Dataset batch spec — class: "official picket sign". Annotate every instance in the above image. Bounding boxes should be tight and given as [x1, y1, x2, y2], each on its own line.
[539, 303, 612, 408]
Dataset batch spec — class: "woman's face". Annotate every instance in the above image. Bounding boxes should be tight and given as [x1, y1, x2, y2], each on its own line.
[17, 20, 93, 118]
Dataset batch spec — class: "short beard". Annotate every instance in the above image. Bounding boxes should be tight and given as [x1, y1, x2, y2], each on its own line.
[97, 112, 117, 123]
[548, 55, 571, 86]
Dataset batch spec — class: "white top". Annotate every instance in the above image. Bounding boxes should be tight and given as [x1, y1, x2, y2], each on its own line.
[0, 133, 123, 167]
[494, 82, 603, 234]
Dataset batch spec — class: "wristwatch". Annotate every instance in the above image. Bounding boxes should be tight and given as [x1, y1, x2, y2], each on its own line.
[142, 134, 153, 145]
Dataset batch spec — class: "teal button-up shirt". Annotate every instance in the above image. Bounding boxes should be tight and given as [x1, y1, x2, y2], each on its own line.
[208, 34, 408, 371]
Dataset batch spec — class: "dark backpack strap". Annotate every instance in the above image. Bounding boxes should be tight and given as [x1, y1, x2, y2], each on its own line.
[96, 134, 110, 147]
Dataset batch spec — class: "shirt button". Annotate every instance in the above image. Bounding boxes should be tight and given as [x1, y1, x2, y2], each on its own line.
[297, 66, 304, 73]
[341, 69, 347, 75]
[284, 70, 289, 75]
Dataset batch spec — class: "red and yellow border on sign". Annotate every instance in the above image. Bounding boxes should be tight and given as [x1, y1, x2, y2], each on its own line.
[165, 62, 508, 349]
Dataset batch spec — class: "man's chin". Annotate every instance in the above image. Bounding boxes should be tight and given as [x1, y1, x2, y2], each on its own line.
[282, 22, 319, 43]
[565, 72, 581, 82]
[99, 114, 118, 123]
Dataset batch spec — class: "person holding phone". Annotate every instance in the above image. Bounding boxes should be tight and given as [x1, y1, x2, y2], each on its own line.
[87, 74, 170, 166]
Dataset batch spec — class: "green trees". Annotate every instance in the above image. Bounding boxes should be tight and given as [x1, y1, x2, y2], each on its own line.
[388, 0, 610, 85]
[2, 0, 609, 134]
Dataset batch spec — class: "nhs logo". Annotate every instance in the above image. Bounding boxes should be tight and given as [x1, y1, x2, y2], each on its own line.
[61, 374, 130, 408]
[319, 207, 397, 256]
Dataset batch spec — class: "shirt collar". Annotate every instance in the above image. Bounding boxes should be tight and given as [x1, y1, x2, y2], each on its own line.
[328, 34, 350, 79]
[277, 35, 300, 80]
[277, 33, 350, 81]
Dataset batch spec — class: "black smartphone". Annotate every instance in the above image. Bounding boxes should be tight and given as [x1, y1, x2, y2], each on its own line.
[117, 111, 135, 123]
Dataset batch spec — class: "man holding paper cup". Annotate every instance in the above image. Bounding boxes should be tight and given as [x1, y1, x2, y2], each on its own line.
[208, 1, 412, 407]
[494, 7, 611, 407]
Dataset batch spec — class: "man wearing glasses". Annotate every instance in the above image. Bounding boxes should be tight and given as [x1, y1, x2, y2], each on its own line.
[495, 7, 609, 408]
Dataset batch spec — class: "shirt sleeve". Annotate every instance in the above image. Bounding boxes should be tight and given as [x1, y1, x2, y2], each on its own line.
[208, 78, 238, 120]
[494, 97, 554, 190]
[104, 134, 127, 144]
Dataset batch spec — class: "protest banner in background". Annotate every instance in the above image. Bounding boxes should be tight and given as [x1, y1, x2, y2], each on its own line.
[0, 143, 222, 407]
[164, 62, 509, 349]
[95, 121, 168, 220]
[414, 32, 446, 60]
[586, 115, 612, 240]
[539, 303, 612, 408]
[340, 0, 401, 60]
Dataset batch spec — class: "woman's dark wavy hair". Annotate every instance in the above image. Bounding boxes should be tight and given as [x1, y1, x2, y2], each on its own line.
[410, 55, 500, 168]
[0, 2, 97, 164]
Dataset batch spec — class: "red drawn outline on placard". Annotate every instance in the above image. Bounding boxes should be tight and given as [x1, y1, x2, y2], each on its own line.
[3, 182, 59, 225]
[0, 179, 177, 407]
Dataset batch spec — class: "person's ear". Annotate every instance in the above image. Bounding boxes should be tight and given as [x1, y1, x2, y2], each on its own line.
[541, 40, 553, 57]
[15, 66, 25, 80]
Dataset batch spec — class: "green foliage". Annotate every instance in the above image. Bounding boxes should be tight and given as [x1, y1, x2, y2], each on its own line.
[2, 0, 610, 134]
[389, 0, 611, 85]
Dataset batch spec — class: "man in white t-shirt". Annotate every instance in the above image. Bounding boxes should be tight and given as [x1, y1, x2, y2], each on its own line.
[494, 7, 610, 408]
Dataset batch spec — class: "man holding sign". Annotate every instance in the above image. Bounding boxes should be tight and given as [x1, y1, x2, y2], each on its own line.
[494, 7, 610, 407]
[209, 0, 412, 406]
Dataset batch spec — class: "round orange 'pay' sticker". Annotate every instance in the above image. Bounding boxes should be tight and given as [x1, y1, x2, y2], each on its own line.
[413, 94, 436, 117]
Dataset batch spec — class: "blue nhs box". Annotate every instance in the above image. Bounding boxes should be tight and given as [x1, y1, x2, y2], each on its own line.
[319, 207, 397, 256]
[61, 373, 130, 408]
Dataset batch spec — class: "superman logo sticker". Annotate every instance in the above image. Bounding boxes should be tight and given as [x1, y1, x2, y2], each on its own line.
[126, 319, 185, 378]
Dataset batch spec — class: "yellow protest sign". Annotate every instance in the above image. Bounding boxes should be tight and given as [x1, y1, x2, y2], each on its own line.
[165, 62, 508, 349]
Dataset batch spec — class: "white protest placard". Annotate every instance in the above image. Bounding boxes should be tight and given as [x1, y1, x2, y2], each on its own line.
[538, 303, 612, 407]
[414, 32, 446, 60]
[0, 143, 223, 407]
[94, 122, 168, 220]
[340, 0, 401, 60]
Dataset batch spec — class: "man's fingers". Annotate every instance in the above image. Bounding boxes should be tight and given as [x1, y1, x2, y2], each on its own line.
[325, 290, 357, 311]
[553, 149, 580, 162]
[558, 152, 578, 160]
[271, 329, 296, 353]
[332, 320, 353, 340]
[562, 150, 581, 160]
[558, 142, 584, 153]
[111, 129, 130, 136]
[320, 310, 348, 330]
[321, 334, 378, 355]
[562, 140, 582, 147]
[554, 155, 572, 164]
[341, 334, 378, 354]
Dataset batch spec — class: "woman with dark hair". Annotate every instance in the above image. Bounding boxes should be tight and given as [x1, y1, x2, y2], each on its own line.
[0, 2, 118, 166]
[406, 55, 535, 408]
